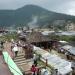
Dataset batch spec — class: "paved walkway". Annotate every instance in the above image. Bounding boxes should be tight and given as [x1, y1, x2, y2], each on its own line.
[0, 55, 12, 75]
[4, 42, 33, 74]
[0, 41, 14, 75]
[4, 42, 14, 58]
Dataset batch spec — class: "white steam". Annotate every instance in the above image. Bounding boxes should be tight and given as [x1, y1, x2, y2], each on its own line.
[28, 16, 38, 29]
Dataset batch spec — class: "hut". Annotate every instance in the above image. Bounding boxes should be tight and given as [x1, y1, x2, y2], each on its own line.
[19, 32, 51, 49]
[19, 31, 59, 59]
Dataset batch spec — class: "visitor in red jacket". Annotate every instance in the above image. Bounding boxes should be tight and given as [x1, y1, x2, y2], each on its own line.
[31, 65, 37, 75]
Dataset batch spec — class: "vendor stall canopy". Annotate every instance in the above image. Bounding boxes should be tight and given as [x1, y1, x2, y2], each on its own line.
[33, 46, 72, 75]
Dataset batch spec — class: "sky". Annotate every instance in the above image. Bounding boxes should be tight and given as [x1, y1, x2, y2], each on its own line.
[0, 0, 75, 15]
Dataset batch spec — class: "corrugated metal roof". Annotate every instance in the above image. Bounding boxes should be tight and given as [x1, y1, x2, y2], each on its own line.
[68, 47, 75, 55]
[33, 46, 72, 75]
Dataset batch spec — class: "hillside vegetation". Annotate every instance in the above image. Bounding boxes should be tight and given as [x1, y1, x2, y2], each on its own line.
[0, 5, 75, 28]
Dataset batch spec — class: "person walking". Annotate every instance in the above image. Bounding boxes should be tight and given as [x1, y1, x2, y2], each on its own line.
[12, 44, 18, 57]
[33, 54, 38, 67]
[1, 41, 4, 49]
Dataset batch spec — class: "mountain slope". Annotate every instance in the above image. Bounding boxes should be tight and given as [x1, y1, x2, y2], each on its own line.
[0, 5, 75, 27]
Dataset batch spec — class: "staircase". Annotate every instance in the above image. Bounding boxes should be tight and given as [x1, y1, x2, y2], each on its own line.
[14, 51, 26, 66]
[14, 51, 33, 74]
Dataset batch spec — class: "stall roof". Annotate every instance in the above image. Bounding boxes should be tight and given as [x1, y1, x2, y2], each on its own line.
[41, 31, 54, 35]
[59, 40, 68, 44]
[61, 45, 72, 50]
[56, 31, 75, 36]
[68, 47, 75, 55]
[33, 46, 72, 75]
[61, 45, 75, 55]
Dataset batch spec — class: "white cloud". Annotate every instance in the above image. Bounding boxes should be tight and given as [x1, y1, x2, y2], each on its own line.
[68, 9, 75, 16]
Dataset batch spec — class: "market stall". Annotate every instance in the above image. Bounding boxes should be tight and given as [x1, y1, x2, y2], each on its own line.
[33, 46, 72, 75]
[61, 45, 75, 60]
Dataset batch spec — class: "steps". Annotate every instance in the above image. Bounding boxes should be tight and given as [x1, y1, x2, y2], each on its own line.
[14, 51, 26, 65]
[14, 51, 33, 65]
[14, 55, 24, 60]
[13, 50, 33, 74]
[14, 58, 26, 62]
[15, 60, 26, 65]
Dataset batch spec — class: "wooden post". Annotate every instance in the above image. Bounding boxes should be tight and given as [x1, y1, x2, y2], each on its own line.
[46, 59, 48, 67]
[47, 42, 48, 49]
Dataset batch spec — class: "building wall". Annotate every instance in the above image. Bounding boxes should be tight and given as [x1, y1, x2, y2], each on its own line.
[65, 22, 75, 31]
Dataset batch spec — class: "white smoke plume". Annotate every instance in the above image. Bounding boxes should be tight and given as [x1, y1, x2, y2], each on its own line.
[28, 16, 39, 29]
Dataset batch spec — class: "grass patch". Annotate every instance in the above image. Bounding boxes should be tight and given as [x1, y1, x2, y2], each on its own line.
[0, 32, 18, 42]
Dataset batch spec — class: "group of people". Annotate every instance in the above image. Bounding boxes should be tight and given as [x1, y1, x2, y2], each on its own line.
[11, 39, 19, 58]
[30, 65, 49, 75]
[30, 54, 39, 75]
[30, 53, 49, 75]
